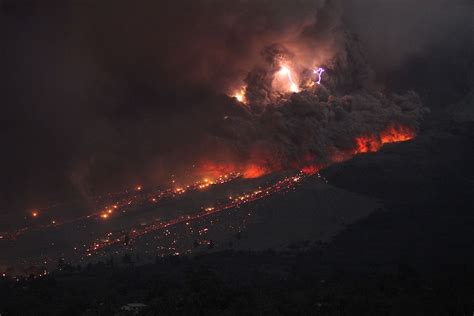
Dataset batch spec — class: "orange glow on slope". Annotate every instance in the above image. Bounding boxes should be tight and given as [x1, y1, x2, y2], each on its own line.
[303, 125, 415, 175]
[232, 86, 247, 104]
[199, 160, 276, 180]
[275, 124, 415, 177]
[197, 124, 415, 182]
[353, 124, 416, 154]
[380, 124, 416, 144]
[353, 134, 381, 154]
[199, 162, 239, 179]
[301, 165, 321, 175]
[243, 164, 269, 179]
[31, 211, 39, 218]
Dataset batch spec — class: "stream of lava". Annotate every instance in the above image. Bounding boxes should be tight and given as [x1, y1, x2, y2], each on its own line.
[0, 173, 241, 241]
[353, 124, 416, 154]
[197, 124, 416, 184]
[0, 123, 416, 266]
[86, 172, 308, 254]
[84, 123, 415, 255]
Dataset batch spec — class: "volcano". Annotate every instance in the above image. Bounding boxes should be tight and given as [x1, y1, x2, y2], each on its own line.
[1, 0, 473, 314]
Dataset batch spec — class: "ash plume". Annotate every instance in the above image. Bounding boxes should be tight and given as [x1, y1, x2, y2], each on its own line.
[207, 51, 427, 174]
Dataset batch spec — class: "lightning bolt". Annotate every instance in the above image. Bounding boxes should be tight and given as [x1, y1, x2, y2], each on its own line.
[279, 66, 299, 93]
[313, 67, 325, 85]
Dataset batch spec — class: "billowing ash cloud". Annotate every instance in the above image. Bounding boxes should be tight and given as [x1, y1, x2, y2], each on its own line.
[203, 37, 428, 175]
[0, 0, 469, 211]
[342, 0, 474, 107]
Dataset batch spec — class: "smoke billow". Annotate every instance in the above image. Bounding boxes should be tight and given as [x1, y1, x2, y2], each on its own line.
[194, 0, 428, 175]
[204, 63, 427, 176]
[342, 0, 474, 107]
[1, 0, 470, 211]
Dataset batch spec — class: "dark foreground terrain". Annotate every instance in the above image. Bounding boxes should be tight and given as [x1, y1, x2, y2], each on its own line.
[1, 115, 473, 315]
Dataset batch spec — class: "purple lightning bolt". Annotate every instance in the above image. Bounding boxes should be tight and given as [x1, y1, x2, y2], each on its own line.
[313, 67, 325, 85]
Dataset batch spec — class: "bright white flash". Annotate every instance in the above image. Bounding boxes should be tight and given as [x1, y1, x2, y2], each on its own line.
[279, 66, 290, 76]
[279, 66, 299, 93]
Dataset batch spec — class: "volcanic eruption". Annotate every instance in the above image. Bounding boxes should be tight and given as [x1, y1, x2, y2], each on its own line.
[2, 0, 474, 314]
[197, 37, 427, 180]
[0, 0, 430, 273]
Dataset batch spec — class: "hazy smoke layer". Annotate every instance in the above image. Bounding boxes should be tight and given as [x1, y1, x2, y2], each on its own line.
[342, 0, 474, 106]
[0, 0, 469, 211]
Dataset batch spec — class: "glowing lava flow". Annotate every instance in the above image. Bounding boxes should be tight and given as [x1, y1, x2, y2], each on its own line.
[0, 173, 241, 241]
[279, 66, 299, 93]
[1, 122, 417, 267]
[243, 164, 270, 179]
[197, 125, 416, 183]
[198, 161, 273, 180]
[86, 172, 309, 254]
[352, 124, 416, 154]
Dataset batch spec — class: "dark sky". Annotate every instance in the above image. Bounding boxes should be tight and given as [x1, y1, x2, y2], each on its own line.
[0, 0, 472, 213]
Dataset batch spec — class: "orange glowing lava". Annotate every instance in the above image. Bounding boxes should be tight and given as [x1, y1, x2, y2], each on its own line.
[353, 134, 381, 154]
[197, 124, 415, 182]
[199, 162, 239, 179]
[301, 165, 321, 175]
[380, 124, 416, 144]
[243, 164, 268, 179]
[353, 124, 415, 154]
[232, 86, 247, 104]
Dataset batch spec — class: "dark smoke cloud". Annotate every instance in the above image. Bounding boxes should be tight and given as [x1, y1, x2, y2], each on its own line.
[0, 0, 469, 212]
[206, 37, 427, 173]
[213, 90, 426, 170]
[342, 0, 474, 106]
[343, 0, 474, 71]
